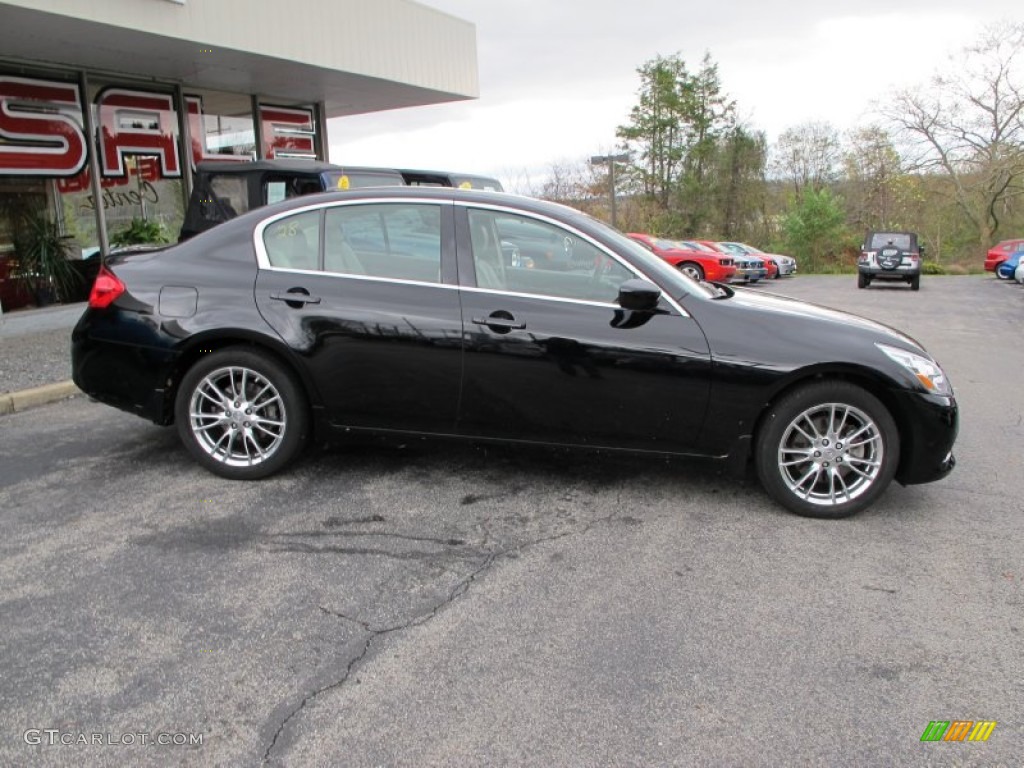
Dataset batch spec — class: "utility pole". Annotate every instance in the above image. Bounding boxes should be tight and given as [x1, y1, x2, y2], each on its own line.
[590, 153, 629, 229]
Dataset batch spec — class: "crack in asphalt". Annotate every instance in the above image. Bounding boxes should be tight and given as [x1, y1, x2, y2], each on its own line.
[259, 505, 622, 765]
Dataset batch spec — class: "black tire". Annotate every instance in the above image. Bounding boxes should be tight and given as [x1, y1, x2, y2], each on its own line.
[677, 261, 705, 281]
[755, 381, 900, 519]
[857, 273, 868, 289]
[910, 275, 920, 291]
[174, 347, 309, 479]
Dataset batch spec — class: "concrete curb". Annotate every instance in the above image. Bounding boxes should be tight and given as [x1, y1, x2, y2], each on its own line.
[0, 381, 81, 416]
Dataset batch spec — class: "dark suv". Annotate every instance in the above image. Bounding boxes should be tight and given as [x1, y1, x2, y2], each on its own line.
[857, 231, 923, 290]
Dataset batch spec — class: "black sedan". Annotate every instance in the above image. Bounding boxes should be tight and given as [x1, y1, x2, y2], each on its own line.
[72, 188, 957, 518]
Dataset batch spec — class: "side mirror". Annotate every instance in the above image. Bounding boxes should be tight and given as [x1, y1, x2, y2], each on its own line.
[617, 278, 662, 311]
[919, 244, 926, 254]
[860, 244, 865, 251]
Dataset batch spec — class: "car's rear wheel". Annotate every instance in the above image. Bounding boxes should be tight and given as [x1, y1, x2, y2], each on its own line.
[910, 275, 920, 291]
[857, 273, 870, 289]
[175, 348, 309, 479]
[677, 261, 704, 281]
[755, 381, 899, 519]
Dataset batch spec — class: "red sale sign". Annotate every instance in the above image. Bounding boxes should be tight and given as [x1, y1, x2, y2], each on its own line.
[0, 76, 88, 176]
[0, 75, 316, 178]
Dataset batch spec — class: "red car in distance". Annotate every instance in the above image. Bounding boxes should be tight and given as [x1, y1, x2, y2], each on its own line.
[626, 233, 736, 282]
[694, 240, 768, 283]
[985, 239, 1024, 272]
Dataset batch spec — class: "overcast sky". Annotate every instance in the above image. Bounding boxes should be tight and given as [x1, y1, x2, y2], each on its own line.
[326, 1, 1022, 190]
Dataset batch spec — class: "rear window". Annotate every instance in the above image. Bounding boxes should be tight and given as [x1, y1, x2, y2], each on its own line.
[869, 233, 913, 250]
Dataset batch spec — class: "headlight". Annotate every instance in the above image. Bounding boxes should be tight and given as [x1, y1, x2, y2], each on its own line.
[876, 343, 952, 395]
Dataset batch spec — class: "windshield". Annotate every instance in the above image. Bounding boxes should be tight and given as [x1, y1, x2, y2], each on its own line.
[716, 242, 745, 255]
[324, 170, 404, 190]
[451, 175, 504, 191]
[679, 240, 714, 252]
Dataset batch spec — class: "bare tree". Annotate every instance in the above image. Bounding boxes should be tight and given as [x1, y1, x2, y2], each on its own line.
[843, 125, 903, 230]
[770, 121, 842, 195]
[879, 22, 1024, 247]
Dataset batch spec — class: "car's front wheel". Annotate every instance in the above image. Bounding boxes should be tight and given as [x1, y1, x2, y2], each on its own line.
[677, 261, 704, 281]
[174, 347, 309, 479]
[755, 381, 900, 518]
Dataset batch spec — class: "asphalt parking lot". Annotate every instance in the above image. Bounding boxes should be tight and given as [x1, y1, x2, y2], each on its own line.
[1, 275, 1021, 766]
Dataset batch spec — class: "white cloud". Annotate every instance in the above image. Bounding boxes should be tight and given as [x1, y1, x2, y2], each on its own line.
[328, 2, 1023, 186]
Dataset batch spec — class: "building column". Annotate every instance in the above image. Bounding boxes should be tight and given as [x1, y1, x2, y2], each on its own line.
[78, 71, 109, 260]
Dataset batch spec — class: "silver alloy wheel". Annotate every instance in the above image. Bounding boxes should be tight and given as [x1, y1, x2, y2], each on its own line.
[679, 263, 703, 281]
[777, 402, 884, 507]
[188, 365, 287, 467]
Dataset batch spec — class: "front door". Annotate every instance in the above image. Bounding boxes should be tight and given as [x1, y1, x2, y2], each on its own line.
[455, 205, 712, 453]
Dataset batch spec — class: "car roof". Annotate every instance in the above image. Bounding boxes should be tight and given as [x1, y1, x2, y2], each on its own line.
[205, 186, 592, 232]
[194, 159, 405, 176]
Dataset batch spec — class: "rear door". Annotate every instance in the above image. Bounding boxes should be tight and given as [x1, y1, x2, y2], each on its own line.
[253, 199, 464, 433]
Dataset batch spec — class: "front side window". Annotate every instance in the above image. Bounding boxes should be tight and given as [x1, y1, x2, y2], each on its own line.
[467, 209, 635, 303]
[263, 210, 320, 270]
[324, 203, 442, 283]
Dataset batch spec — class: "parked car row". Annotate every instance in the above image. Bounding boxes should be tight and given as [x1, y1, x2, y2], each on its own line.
[625, 234, 796, 284]
[985, 238, 1024, 274]
[994, 246, 1024, 282]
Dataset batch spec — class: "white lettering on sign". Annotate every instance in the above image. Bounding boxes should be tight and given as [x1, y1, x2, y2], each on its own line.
[97, 88, 181, 177]
[260, 106, 316, 160]
[0, 76, 88, 176]
[0, 75, 317, 177]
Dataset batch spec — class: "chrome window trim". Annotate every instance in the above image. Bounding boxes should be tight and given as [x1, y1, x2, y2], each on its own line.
[459, 284, 620, 309]
[250, 196, 690, 318]
[456, 201, 690, 318]
[259, 264, 459, 292]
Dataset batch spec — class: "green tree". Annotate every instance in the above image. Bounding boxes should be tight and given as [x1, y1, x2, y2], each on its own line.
[783, 187, 848, 271]
[715, 124, 768, 240]
[617, 52, 735, 234]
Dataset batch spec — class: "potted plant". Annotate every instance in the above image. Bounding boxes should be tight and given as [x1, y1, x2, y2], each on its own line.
[12, 210, 80, 306]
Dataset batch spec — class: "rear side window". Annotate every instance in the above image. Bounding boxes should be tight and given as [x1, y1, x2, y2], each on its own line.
[324, 203, 442, 284]
[263, 211, 321, 271]
[208, 175, 249, 217]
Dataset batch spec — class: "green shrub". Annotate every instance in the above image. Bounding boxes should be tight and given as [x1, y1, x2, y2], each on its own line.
[111, 217, 170, 246]
[921, 260, 947, 275]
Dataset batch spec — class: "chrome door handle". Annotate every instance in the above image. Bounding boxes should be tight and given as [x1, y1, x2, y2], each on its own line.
[472, 315, 525, 330]
[270, 291, 321, 304]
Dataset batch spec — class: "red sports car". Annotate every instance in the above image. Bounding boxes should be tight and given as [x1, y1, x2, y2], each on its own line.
[626, 233, 736, 282]
[985, 239, 1024, 272]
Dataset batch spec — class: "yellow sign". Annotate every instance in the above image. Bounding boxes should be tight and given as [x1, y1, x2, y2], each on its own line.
[338, 175, 350, 190]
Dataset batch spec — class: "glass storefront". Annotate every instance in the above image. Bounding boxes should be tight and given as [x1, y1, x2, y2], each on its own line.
[0, 70, 319, 310]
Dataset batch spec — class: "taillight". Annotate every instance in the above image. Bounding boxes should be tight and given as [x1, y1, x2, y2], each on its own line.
[88, 265, 126, 309]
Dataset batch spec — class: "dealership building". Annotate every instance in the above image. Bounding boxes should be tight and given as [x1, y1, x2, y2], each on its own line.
[0, 0, 477, 309]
